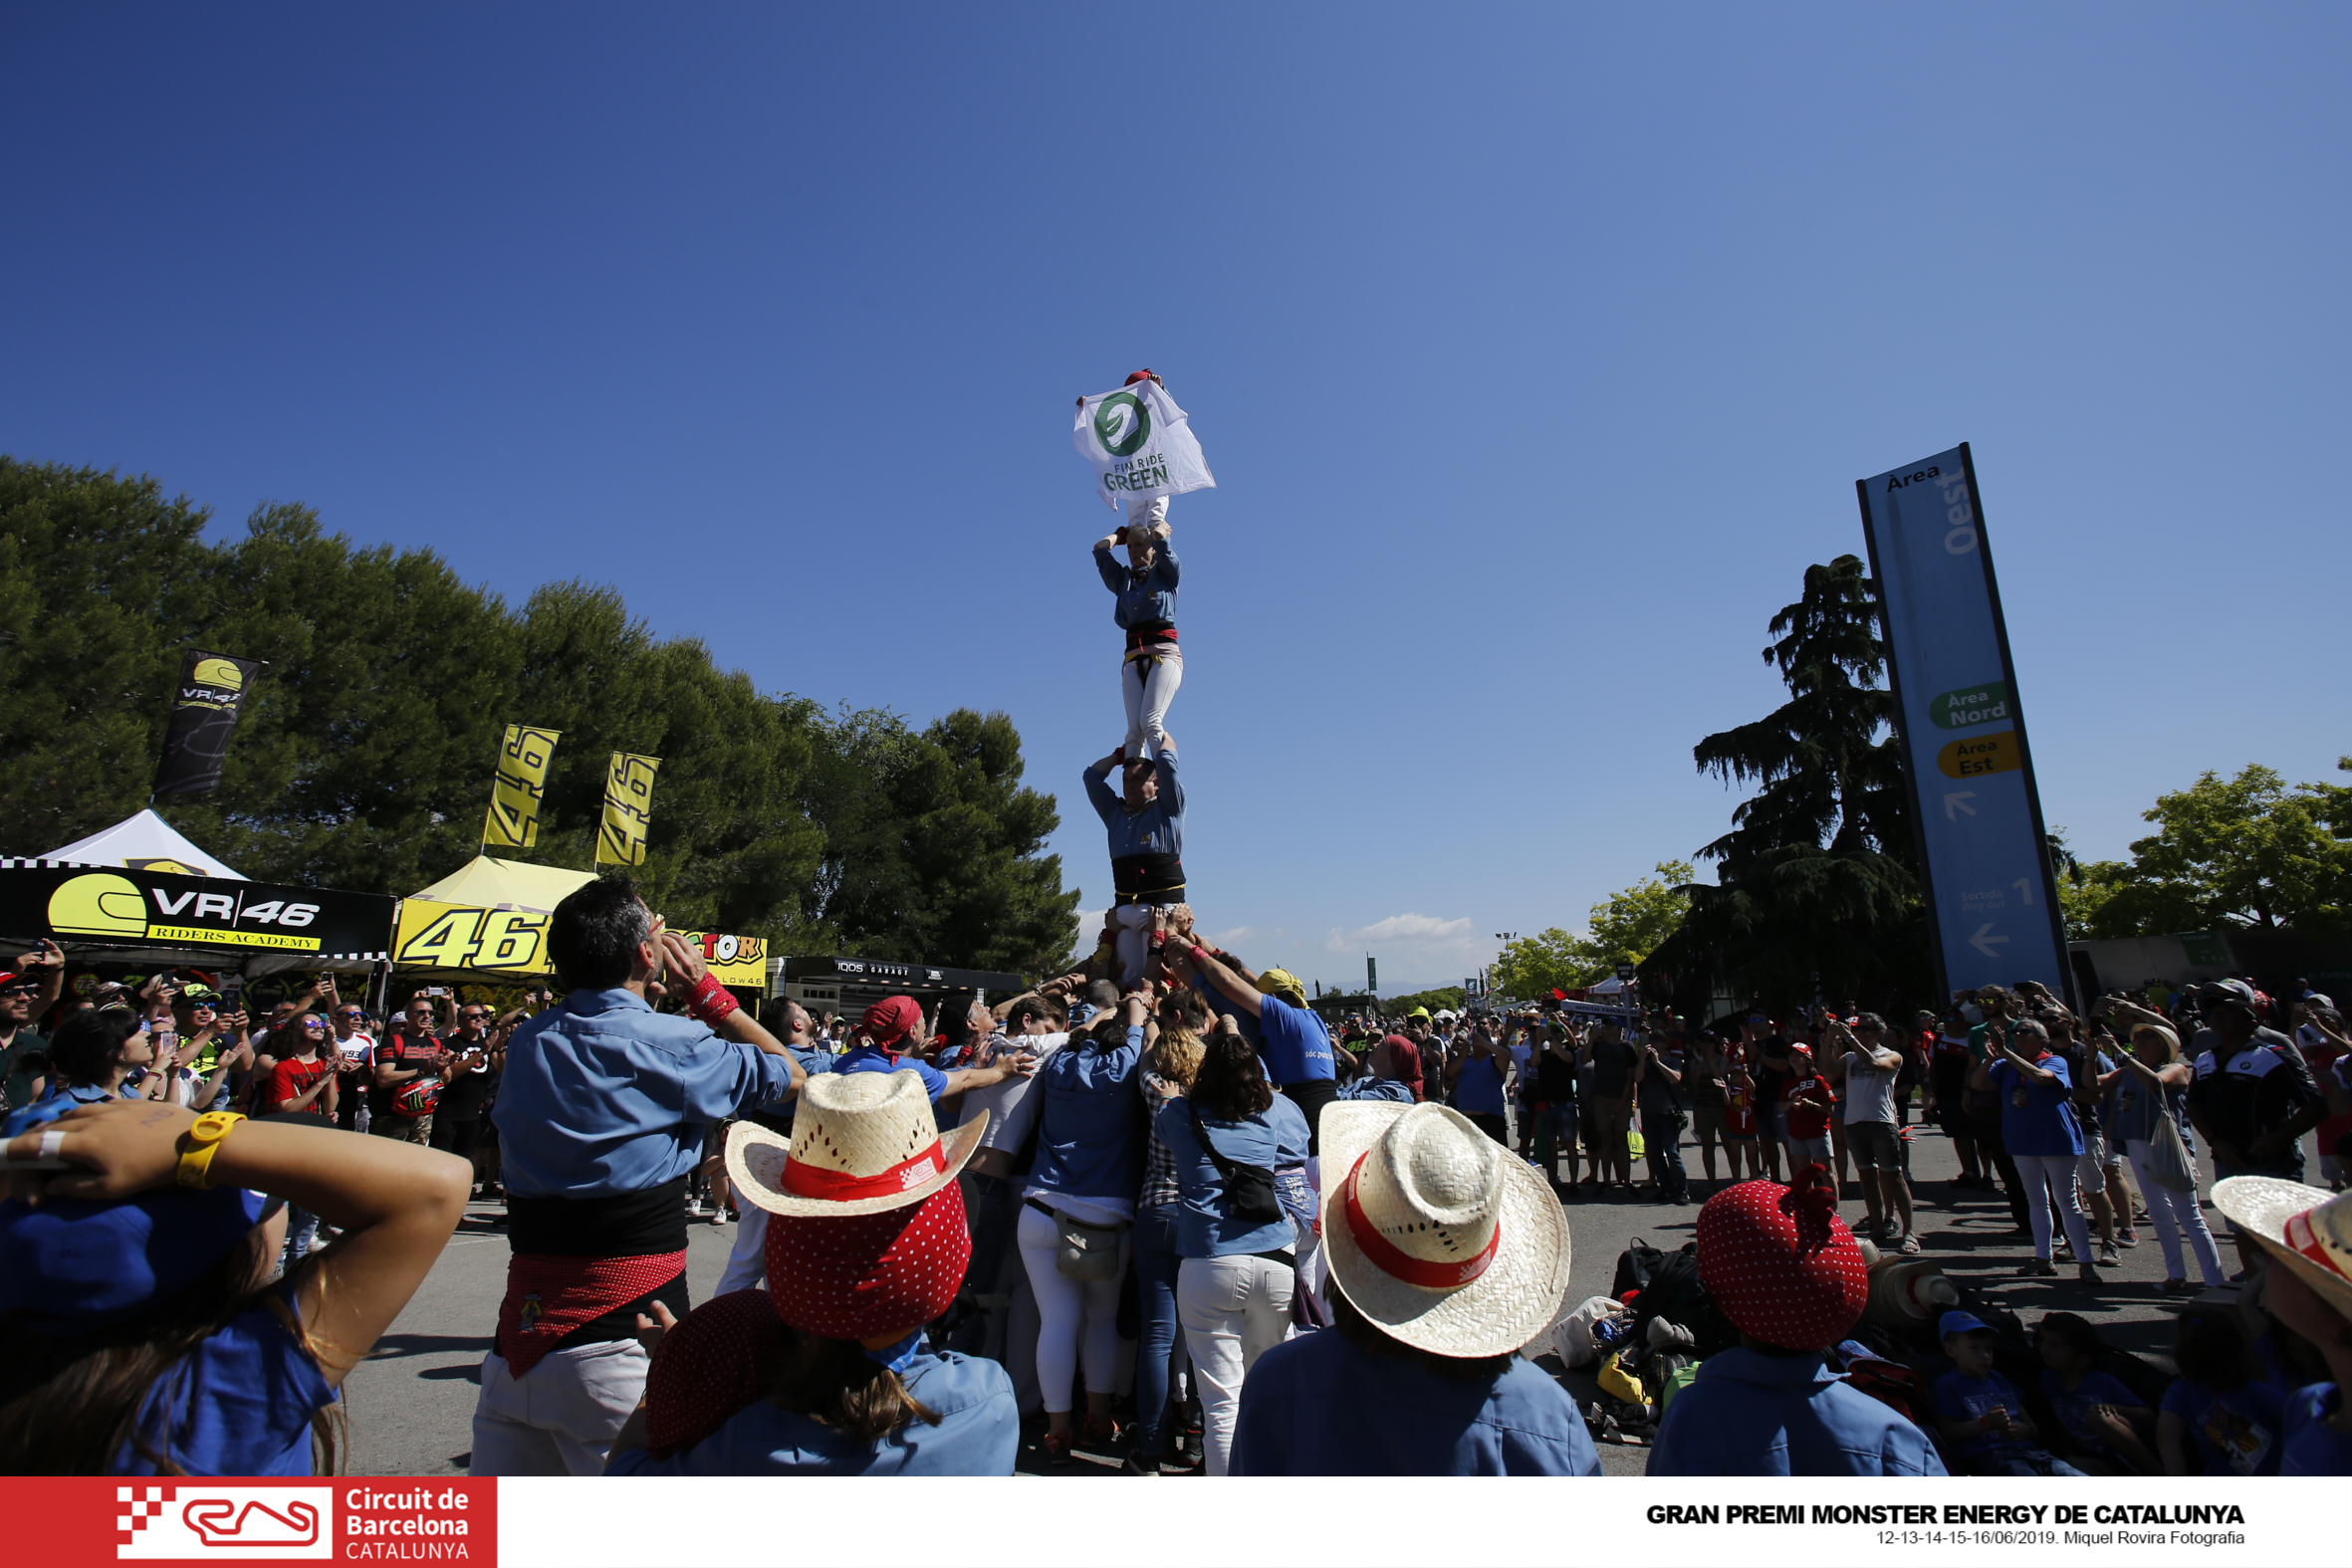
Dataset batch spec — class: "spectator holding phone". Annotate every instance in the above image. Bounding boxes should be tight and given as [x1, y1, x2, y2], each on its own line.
[371, 993, 449, 1144]
[0, 943, 66, 1115]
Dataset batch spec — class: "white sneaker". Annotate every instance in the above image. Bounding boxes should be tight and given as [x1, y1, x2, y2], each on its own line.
[685, 1198, 707, 1218]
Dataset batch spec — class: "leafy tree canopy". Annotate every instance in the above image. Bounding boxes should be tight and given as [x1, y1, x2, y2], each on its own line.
[1495, 860, 1694, 999]
[0, 459, 1078, 975]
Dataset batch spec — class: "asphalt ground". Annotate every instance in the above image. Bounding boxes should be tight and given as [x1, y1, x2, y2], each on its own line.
[339, 1112, 2325, 1477]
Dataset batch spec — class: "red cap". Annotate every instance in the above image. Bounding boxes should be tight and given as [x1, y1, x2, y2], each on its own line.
[1694, 1168, 1868, 1350]
[859, 995, 921, 1050]
[767, 1182, 971, 1339]
[1124, 368, 1156, 385]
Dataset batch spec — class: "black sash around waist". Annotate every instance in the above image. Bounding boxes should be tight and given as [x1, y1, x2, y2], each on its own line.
[506, 1175, 690, 1258]
[1113, 851, 1186, 901]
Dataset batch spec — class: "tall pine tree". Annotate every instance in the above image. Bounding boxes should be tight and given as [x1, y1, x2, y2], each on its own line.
[1648, 555, 1928, 1013]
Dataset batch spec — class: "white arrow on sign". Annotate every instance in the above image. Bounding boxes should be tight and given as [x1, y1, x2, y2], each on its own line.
[1945, 791, 1978, 820]
[1969, 923, 2008, 959]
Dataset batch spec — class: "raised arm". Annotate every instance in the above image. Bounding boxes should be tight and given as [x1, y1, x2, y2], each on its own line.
[1093, 543, 1125, 591]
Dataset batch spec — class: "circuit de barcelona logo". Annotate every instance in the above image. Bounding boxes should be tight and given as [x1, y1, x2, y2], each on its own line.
[118, 1483, 334, 1558]
[1091, 390, 1150, 456]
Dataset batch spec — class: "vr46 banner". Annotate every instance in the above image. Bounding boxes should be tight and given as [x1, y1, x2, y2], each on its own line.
[483, 726, 561, 851]
[395, 897, 768, 987]
[0, 866, 396, 957]
[1072, 377, 1215, 512]
[153, 650, 264, 795]
[594, 753, 661, 867]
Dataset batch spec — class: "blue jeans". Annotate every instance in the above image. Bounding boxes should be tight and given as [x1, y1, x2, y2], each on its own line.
[1132, 1208, 1187, 1457]
[1642, 1111, 1689, 1200]
[1539, 1104, 1577, 1176]
[280, 1205, 321, 1273]
[947, 1171, 1020, 1357]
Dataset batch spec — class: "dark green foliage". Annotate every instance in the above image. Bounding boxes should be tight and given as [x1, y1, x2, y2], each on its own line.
[0, 458, 1078, 976]
[1649, 555, 1930, 1015]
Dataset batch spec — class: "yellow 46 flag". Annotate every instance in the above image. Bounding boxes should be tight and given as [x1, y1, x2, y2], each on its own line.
[483, 726, 561, 850]
[595, 753, 661, 866]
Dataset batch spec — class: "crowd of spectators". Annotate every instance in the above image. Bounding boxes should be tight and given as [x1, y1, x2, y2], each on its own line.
[3, 905, 2348, 1479]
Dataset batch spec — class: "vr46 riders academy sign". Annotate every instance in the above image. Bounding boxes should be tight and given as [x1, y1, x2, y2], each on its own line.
[0, 865, 397, 959]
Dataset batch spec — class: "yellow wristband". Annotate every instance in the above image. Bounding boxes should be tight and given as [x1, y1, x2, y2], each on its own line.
[175, 1111, 246, 1190]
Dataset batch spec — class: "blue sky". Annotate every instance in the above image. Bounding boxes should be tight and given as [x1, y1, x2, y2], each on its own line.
[7, 6, 2347, 993]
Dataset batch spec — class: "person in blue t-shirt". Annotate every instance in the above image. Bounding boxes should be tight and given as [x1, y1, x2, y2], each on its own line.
[1933, 1312, 2088, 1475]
[1968, 1015, 2099, 1283]
[2212, 1178, 2352, 1475]
[2033, 1311, 2158, 1473]
[1169, 927, 1337, 1154]
[2157, 1310, 2287, 1475]
[1650, 1168, 1945, 1475]
[0, 1095, 469, 1473]
[1231, 1100, 1593, 1476]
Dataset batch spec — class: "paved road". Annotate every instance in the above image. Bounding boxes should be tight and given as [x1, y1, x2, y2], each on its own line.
[340, 1119, 2319, 1477]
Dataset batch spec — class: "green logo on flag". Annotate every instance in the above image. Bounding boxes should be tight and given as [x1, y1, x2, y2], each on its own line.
[1093, 391, 1150, 457]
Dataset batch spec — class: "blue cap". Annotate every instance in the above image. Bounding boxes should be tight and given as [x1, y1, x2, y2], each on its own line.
[0, 1102, 269, 1337]
[1938, 1310, 1994, 1339]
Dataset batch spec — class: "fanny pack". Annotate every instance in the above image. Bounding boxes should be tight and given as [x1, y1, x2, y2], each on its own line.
[1028, 1198, 1128, 1281]
[1185, 1100, 1285, 1226]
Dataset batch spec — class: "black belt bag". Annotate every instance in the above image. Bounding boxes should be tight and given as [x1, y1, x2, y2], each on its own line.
[1185, 1100, 1285, 1226]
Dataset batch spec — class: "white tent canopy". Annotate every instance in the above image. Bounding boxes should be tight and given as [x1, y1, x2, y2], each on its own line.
[38, 808, 245, 880]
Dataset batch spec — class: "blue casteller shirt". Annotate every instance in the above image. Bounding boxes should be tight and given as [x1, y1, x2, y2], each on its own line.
[1083, 746, 1184, 864]
[118, 1283, 336, 1475]
[2281, 1384, 2352, 1476]
[1155, 1097, 1298, 1258]
[494, 988, 795, 1199]
[1232, 1330, 1600, 1476]
[1648, 1349, 1947, 1475]
[1337, 1076, 1416, 1104]
[608, 1349, 1018, 1475]
[833, 1044, 949, 1102]
[1028, 1026, 1147, 1213]
[1093, 542, 1180, 630]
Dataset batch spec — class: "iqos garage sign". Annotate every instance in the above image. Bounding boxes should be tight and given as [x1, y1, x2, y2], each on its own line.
[1856, 444, 2069, 1003]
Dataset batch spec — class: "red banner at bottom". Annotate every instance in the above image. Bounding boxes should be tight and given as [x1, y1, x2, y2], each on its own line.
[1, 1477, 496, 1568]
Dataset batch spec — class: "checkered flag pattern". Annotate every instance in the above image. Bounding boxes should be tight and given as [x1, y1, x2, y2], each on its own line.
[117, 1485, 172, 1537]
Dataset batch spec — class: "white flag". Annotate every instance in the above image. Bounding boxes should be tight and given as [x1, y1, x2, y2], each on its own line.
[1071, 378, 1216, 512]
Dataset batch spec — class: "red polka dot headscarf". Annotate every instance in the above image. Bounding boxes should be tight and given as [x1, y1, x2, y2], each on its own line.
[766, 1181, 971, 1341]
[1694, 1166, 1868, 1351]
[643, 1289, 781, 1458]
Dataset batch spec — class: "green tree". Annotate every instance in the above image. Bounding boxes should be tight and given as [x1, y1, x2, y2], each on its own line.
[1494, 860, 1694, 997]
[2064, 763, 2352, 941]
[0, 456, 1079, 976]
[1649, 555, 1926, 1014]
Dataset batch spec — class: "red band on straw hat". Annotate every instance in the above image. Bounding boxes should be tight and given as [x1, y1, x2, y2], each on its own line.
[1341, 1152, 1501, 1289]
[2285, 1210, 2350, 1280]
[781, 1141, 946, 1202]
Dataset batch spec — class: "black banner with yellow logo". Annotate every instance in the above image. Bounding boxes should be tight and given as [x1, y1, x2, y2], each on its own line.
[0, 866, 397, 958]
[153, 650, 264, 795]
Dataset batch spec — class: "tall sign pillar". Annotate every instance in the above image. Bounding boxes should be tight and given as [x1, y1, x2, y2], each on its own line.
[1857, 444, 2070, 1004]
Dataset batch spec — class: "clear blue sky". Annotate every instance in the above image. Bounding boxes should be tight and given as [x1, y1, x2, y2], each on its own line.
[7, 6, 2346, 993]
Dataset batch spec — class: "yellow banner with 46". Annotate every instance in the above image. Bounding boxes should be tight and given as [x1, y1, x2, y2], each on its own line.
[393, 897, 768, 988]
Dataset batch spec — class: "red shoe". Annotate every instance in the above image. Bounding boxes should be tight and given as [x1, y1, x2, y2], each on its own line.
[1079, 1414, 1121, 1457]
[1040, 1429, 1073, 1469]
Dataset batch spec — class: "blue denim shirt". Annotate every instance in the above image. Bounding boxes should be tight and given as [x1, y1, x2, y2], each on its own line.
[1154, 1097, 1295, 1257]
[607, 1348, 1018, 1475]
[493, 988, 796, 1199]
[1093, 544, 1180, 630]
[1232, 1330, 1600, 1475]
[1027, 1026, 1147, 1212]
[1649, 1348, 1948, 1474]
[1083, 745, 1184, 861]
[1336, 1077, 1416, 1104]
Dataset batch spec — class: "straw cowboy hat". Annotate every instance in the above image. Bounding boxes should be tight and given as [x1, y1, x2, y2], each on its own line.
[727, 1070, 986, 1219]
[2214, 1178, 2352, 1321]
[1318, 1100, 1573, 1358]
